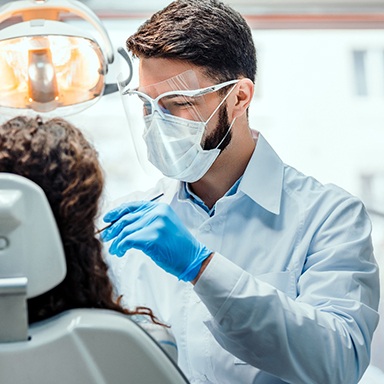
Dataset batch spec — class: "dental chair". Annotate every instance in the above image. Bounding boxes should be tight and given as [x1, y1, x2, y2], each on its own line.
[0, 173, 189, 384]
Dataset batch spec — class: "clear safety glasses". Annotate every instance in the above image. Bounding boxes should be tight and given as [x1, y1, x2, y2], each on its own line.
[117, 68, 239, 181]
[123, 79, 239, 120]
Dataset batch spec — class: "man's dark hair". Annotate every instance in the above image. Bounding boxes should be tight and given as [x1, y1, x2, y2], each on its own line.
[127, 0, 257, 83]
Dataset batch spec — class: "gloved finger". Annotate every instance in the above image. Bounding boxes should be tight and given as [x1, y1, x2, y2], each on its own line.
[102, 200, 163, 240]
[110, 208, 182, 260]
[109, 223, 158, 257]
[103, 203, 133, 223]
[107, 209, 161, 254]
[103, 200, 154, 222]
[101, 206, 157, 242]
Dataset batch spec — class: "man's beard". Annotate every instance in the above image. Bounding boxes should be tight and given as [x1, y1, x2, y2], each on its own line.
[202, 103, 232, 151]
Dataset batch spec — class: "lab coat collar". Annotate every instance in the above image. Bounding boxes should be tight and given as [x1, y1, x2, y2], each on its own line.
[239, 132, 283, 215]
[174, 132, 284, 215]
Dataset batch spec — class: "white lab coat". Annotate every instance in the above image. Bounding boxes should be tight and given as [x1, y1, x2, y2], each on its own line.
[105, 133, 379, 384]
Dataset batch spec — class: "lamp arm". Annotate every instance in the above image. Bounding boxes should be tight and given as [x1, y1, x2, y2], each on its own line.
[103, 47, 133, 96]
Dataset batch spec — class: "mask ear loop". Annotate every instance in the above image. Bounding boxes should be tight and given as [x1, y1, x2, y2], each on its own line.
[203, 82, 239, 150]
[214, 117, 236, 150]
[204, 82, 238, 126]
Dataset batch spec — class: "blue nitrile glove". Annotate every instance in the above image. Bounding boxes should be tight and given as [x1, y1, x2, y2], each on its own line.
[101, 200, 212, 282]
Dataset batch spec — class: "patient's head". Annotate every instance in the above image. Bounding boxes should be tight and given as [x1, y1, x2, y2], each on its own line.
[0, 116, 156, 323]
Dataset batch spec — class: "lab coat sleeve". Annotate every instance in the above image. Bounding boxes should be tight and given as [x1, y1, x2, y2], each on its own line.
[194, 197, 380, 384]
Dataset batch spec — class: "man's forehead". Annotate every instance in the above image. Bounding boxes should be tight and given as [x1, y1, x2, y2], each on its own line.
[138, 69, 202, 96]
[139, 57, 196, 81]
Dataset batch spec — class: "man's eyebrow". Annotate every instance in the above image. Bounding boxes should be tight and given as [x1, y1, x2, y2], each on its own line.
[160, 94, 191, 101]
[136, 88, 184, 99]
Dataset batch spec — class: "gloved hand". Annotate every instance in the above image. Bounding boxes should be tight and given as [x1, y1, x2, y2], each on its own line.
[101, 200, 212, 282]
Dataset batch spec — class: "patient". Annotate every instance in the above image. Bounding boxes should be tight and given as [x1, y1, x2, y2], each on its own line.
[0, 115, 159, 325]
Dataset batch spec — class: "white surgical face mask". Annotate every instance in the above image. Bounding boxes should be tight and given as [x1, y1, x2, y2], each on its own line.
[143, 84, 237, 182]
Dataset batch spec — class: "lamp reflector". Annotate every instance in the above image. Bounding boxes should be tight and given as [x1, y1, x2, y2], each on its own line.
[0, 33, 105, 114]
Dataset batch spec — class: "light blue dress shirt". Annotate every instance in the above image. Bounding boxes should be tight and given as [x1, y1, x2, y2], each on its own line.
[106, 133, 380, 384]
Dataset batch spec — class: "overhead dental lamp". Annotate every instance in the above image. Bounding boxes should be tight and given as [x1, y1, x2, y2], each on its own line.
[0, 0, 132, 115]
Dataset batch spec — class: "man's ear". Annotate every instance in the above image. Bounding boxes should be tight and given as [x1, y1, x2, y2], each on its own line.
[230, 78, 254, 119]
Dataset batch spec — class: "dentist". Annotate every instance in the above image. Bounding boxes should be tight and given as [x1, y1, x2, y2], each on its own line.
[102, 1, 380, 383]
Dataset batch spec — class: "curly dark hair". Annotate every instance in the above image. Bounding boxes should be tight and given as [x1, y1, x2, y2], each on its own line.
[0, 116, 159, 324]
[126, 0, 257, 83]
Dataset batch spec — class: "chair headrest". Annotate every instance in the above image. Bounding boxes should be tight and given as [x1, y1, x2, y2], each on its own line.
[0, 173, 66, 298]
